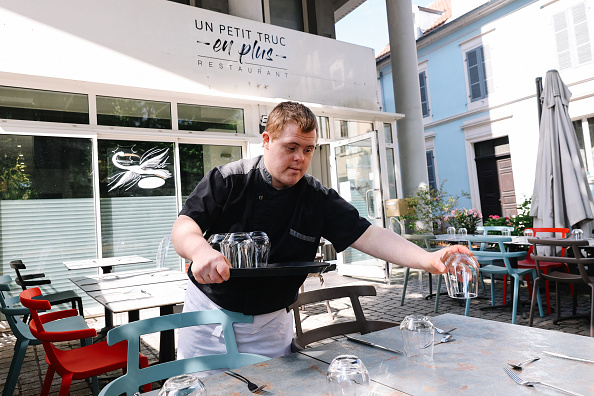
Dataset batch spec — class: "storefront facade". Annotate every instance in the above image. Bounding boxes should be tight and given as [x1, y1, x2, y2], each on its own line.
[0, 0, 403, 300]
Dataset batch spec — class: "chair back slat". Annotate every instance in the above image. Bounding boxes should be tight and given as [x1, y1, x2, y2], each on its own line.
[98, 309, 270, 396]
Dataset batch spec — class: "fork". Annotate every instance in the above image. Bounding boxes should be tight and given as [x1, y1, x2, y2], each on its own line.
[225, 370, 266, 393]
[434, 327, 456, 335]
[507, 357, 539, 370]
[502, 367, 585, 396]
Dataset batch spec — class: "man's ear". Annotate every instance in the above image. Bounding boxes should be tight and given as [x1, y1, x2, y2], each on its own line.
[262, 131, 271, 149]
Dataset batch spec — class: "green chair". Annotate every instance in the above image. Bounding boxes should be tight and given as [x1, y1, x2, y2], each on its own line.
[400, 234, 441, 305]
[0, 275, 93, 396]
[97, 309, 270, 396]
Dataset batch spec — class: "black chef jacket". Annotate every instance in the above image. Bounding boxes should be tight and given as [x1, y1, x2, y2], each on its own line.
[179, 156, 371, 315]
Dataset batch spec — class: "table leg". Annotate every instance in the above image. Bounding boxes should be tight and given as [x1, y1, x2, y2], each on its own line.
[159, 305, 175, 363]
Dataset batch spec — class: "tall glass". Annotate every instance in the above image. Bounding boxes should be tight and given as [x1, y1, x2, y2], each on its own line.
[447, 226, 456, 239]
[250, 231, 270, 268]
[501, 228, 512, 237]
[221, 232, 253, 268]
[523, 229, 534, 244]
[443, 253, 479, 299]
[572, 229, 584, 240]
[457, 228, 467, 238]
[207, 233, 228, 252]
[400, 315, 434, 362]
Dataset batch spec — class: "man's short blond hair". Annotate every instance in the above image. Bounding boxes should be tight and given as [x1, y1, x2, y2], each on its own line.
[264, 101, 318, 142]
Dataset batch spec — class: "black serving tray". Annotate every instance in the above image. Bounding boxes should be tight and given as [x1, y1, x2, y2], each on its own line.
[230, 261, 336, 278]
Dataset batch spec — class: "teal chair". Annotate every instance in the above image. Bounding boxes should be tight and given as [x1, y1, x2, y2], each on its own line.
[98, 309, 270, 396]
[400, 234, 441, 305]
[435, 236, 545, 324]
[0, 275, 93, 396]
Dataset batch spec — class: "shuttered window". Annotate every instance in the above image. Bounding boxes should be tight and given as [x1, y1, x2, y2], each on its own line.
[426, 150, 437, 192]
[554, 2, 592, 69]
[419, 71, 430, 117]
[466, 46, 488, 102]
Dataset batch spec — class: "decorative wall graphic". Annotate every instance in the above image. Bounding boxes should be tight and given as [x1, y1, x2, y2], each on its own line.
[108, 146, 172, 191]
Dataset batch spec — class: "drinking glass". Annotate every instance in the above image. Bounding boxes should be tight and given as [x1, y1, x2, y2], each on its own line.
[523, 229, 534, 244]
[158, 374, 207, 396]
[572, 229, 584, 240]
[501, 228, 512, 237]
[457, 228, 467, 238]
[249, 231, 270, 268]
[400, 315, 434, 362]
[221, 232, 253, 268]
[326, 355, 370, 396]
[207, 233, 228, 252]
[443, 253, 479, 299]
[447, 226, 456, 239]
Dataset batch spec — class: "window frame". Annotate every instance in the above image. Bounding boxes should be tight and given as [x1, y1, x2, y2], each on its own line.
[418, 60, 432, 123]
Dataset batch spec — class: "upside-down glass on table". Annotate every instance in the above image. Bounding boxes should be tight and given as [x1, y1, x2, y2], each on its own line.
[157, 374, 207, 396]
[400, 315, 435, 362]
[326, 355, 370, 396]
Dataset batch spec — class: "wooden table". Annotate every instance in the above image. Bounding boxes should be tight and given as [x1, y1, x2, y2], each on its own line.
[70, 268, 187, 362]
[300, 313, 594, 395]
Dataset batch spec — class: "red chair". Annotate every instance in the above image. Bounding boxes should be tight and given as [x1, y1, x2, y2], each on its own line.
[19, 287, 151, 396]
[503, 227, 573, 314]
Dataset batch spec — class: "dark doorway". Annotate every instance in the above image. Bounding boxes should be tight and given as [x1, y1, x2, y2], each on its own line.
[475, 137, 517, 218]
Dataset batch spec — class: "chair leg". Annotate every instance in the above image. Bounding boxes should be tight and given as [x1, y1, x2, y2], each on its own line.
[3, 338, 29, 396]
[542, 267, 552, 315]
[590, 285, 594, 338]
[434, 274, 442, 313]
[401, 267, 410, 306]
[529, 277, 540, 327]
[555, 282, 561, 321]
[502, 274, 507, 305]
[511, 275, 520, 325]
[489, 274, 496, 306]
[58, 373, 73, 396]
[91, 376, 99, 396]
[532, 270, 544, 317]
[41, 366, 55, 396]
[464, 298, 470, 316]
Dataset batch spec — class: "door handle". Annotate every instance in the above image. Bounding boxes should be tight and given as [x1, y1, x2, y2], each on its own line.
[365, 188, 381, 220]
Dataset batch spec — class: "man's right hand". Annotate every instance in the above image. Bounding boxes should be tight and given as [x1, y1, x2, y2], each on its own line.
[171, 215, 232, 284]
[191, 247, 231, 284]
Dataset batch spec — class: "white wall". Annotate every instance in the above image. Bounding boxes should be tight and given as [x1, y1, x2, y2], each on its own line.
[0, 0, 379, 110]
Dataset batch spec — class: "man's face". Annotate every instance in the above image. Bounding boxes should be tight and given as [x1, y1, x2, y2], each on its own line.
[262, 122, 316, 189]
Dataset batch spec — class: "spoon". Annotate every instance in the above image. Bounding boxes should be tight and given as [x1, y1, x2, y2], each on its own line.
[435, 327, 456, 335]
[507, 357, 540, 370]
[421, 334, 453, 349]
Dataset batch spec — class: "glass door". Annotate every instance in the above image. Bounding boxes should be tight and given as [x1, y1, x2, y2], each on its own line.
[330, 131, 389, 280]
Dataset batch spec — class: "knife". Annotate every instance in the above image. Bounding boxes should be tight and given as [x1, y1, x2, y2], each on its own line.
[543, 351, 594, 364]
[345, 335, 403, 354]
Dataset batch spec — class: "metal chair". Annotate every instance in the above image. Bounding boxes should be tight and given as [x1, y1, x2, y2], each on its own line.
[10, 259, 84, 320]
[97, 309, 270, 396]
[19, 287, 150, 396]
[513, 228, 571, 314]
[289, 285, 399, 351]
[0, 276, 92, 396]
[528, 237, 594, 337]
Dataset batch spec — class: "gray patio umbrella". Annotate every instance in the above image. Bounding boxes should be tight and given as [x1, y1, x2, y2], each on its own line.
[531, 70, 594, 236]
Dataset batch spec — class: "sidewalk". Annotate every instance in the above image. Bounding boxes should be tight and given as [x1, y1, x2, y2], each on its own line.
[1, 267, 591, 395]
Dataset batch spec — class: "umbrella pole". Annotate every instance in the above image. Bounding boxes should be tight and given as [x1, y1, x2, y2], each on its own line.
[536, 76, 543, 125]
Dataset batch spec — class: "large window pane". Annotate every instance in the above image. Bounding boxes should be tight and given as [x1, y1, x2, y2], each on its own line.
[0, 86, 88, 124]
[269, 0, 304, 31]
[180, 143, 242, 199]
[335, 120, 374, 138]
[0, 135, 96, 309]
[178, 104, 244, 133]
[97, 96, 171, 129]
[385, 148, 397, 199]
[317, 116, 329, 139]
[0, 135, 93, 200]
[98, 139, 178, 269]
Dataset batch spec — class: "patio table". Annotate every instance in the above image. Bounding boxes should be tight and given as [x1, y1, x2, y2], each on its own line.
[64, 255, 153, 336]
[300, 313, 594, 395]
[70, 268, 187, 363]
